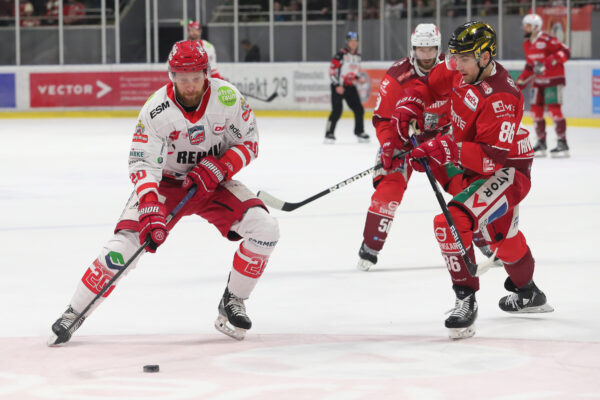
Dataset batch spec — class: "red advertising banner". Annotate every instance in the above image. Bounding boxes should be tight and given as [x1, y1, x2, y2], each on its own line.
[30, 71, 169, 108]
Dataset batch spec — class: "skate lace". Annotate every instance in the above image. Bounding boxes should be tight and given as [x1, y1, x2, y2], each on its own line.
[59, 309, 84, 330]
[226, 296, 247, 316]
[446, 296, 471, 318]
[503, 293, 521, 309]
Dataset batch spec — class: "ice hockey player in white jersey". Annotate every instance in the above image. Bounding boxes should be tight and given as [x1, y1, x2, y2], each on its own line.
[48, 40, 279, 345]
[187, 20, 226, 80]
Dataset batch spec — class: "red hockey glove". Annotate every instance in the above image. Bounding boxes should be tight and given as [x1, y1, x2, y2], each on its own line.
[183, 156, 228, 196]
[380, 136, 405, 172]
[138, 199, 168, 253]
[409, 134, 459, 172]
[392, 90, 425, 143]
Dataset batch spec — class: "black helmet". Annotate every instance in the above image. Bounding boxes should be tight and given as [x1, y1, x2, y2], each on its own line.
[448, 21, 497, 59]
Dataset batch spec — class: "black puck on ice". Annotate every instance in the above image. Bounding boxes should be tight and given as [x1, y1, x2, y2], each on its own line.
[143, 364, 160, 373]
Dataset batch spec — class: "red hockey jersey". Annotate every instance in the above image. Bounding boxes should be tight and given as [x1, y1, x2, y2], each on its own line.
[373, 56, 450, 147]
[414, 60, 533, 179]
[517, 32, 570, 88]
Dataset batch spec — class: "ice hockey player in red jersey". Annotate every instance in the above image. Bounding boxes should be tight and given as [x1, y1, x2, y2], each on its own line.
[187, 20, 226, 81]
[324, 31, 370, 144]
[48, 40, 279, 345]
[516, 13, 570, 157]
[357, 23, 452, 271]
[397, 22, 553, 339]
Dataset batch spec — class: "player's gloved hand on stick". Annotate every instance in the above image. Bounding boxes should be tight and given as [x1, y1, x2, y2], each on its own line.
[409, 134, 459, 172]
[138, 195, 168, 253]
[183, 156, 228, 196]
[533, 62, 545, 75]
[380, 136, 405, 172]
[392, 89, 425, 143]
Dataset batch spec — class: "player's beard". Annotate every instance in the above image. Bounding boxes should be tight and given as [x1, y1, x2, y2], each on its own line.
[417, 58, 436, 72]
[524, 31, 532, 38]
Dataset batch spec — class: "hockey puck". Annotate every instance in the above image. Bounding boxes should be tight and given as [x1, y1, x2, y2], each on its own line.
[143, 364, 159, 373]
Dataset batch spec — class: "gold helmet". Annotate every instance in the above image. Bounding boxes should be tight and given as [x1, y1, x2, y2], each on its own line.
[448, 21, 497, 59]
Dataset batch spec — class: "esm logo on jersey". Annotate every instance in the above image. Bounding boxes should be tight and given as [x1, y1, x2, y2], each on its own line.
[150, 101, 170, 119]
[188, 125, 205, 145]
[463, 89, 479, 111]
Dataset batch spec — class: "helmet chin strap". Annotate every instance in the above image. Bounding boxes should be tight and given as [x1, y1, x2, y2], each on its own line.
[474, 52, 492, 83]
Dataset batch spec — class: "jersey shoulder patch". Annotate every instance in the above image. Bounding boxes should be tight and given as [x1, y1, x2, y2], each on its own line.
[386, 58, 415, 85]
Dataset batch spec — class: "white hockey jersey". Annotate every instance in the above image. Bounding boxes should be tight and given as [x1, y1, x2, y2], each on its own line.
[128, 78, 258, 200]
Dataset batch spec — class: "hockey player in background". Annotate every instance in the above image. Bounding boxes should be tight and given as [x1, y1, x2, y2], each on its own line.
[48, 40, 279, 345]
[397, 22, 553, 339]
[516, 13, 570, 158]
[187, 20, 227, 81]
[357, 23, 452, 271]
[324, 31, 370, 144]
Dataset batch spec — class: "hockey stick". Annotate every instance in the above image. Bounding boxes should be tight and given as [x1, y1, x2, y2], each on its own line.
[408, 125, 497, 277]
[257, 150, 410, 212]
[241, 91, 278, 102]
[64, 185, 198, 333]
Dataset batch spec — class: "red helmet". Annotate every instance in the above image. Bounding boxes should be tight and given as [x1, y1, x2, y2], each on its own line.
[188, 20, 201, 30]
[168, 40, 209, 75]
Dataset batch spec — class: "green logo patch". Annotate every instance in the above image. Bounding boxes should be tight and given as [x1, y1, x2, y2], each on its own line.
[218, 87, 237, 106]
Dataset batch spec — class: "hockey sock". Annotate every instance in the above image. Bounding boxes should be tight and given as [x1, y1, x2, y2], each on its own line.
[434, 212, 479, 291]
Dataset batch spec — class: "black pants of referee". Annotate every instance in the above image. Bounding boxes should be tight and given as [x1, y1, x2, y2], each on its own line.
[325, 84, 364, 137]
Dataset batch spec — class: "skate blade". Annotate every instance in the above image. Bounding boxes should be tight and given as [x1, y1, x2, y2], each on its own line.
[356, 137, 370, 143]
[550, 151, 570, 158]
[534, 150, 547, 157]
[357, 259, 374, 271]
[46, 331, 67, 347]
[215, 315, 247, 341]
[448, 325, 476, 340]
[504, 303, 555, 314]
[323, 138, 336, 144]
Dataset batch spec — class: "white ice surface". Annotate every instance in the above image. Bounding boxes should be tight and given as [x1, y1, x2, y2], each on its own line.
[1, 117, 599, 399]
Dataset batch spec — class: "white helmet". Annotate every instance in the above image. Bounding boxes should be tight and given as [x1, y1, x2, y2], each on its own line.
[410, 24, 441, 71]
[522, 14, 542, 31]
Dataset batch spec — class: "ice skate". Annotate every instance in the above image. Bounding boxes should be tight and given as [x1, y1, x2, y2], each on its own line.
[357, 241, 378, 271]
[499, 277, 554, 314]
[532, 140, 547, 157]
[445, 286, 478, 340]
[355, 132, 370, 143]
[324, 132, 336, 144]
[550, 139, 569, 158]
[47, 306, 85, 346]
[215, 288, 252, 340]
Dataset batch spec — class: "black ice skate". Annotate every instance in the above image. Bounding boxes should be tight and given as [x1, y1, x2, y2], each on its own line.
[47, 306, 85, 346]
[215, 288, 252, 340]
[550, 139, 570, 158]
[324, 132, 336, 144]
[355, 132, 371, 143]
[532, 140, 547, 157]
[499, 277, 554, 314]
[357, 241, 378, 271]
[445, 285, 478, 340]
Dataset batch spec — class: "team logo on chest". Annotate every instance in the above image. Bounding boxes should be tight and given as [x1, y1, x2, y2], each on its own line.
[188, 125, 206, 145]
[463, 89, 479, 111]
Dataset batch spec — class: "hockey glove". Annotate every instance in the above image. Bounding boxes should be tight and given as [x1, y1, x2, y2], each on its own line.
[392, 90, 425, 143]
[138, 198, 168, 253]
[183, 156, 228, 197]
[380, 136, 405, 172]
[409, 134, 459, 172]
